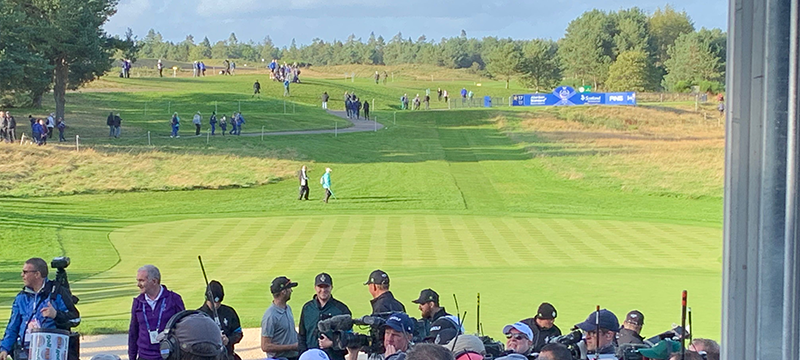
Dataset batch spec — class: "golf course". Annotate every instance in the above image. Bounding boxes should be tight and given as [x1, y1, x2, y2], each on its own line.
[0, 66, 724, 342]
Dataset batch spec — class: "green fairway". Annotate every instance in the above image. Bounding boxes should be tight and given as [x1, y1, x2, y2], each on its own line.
[0, 69, 724, 341]
[70, 215, 720, 338]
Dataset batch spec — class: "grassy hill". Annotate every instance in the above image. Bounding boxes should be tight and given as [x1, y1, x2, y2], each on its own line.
[0, 67, 724, 341]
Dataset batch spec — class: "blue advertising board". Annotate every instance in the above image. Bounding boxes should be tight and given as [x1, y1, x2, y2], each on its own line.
[512, 86, 636, 107]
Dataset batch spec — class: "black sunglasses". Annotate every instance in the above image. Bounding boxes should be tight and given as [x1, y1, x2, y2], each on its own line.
[505, 334, 528, 341]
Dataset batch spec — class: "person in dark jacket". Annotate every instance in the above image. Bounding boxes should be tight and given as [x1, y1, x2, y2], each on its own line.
[107, 112, 115, 137]
[129, 265, 185, 360]
[113, 114, 122, 138]
[412, 289, 461, 345]
[219, 115, 227, 136]
[321, 92, 329, 110]
[210, 112, 218, 135]
[0, 258, 80, 360]
[575, 309, 618, 356]
[617, 310, 645, 346]
[56, 118, 67, 142]
[363, 101, 370, 120]
[253, 80, 261, 97]
[520, 302, 561, 353]
[198, 280, 243, 360]
[34, 119, 47, 145]
[298, 273, 351, 360]
[364, 270, 405, 315]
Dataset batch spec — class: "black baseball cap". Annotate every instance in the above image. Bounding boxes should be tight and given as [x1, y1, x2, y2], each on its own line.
[624, 310, 644, 326]
[271, 276, 298, 294]
[364, 269, 389, 285]
[576, 309, 619, 332]
[412, 289, 439, 304]
[207, 280, 224, 303]
[315, 273, 333, 287]
[536, 302, 557, 320]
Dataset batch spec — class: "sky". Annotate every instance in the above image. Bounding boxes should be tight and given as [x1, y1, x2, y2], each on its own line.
[104, 0, 728, 46]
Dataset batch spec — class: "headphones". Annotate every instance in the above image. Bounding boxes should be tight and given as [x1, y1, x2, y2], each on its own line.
[160, 310, 224, 360]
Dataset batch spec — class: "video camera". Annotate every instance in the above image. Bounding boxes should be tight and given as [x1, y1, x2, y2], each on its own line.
[546, 327, 583, 360]
[317, 314, 428, 355]
[317, 315, 386, 354]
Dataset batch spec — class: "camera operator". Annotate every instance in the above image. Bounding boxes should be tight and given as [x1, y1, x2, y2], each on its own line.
[411, 289, 461, 345]
[346, 312, 415, 360]
[575, 309, 619, 356]
[261, 277, 299, 360]
[537, 344, 572, 360]
[298, 273, 351, 360]
[520, 302, 561, 352]
[130, 265, 186, 360]
[198, 281, 243, 360]
[364, 270, 404, 315]
[495, 322, 535, 360]
[0, 258, 79, 360]
[617, 311, 644, 346]
[161, 312, 226, 360]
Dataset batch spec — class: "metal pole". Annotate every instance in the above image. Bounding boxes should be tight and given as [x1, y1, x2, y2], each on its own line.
[75, 135, 79, 152]
[784, 1, 800, 359]
[148, 131, 151, 146]
[261, 125, 265, 141]
[374, 118, 377, 132]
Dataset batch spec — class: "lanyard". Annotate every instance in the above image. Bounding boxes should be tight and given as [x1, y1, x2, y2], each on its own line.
[142, 298, 166, 332]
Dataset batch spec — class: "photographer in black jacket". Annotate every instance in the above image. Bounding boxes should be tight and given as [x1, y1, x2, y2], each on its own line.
[520, 302, 561, 352]
[411, 289, 460, 345]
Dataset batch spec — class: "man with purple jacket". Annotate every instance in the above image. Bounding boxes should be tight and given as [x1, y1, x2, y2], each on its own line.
[129, 265, 185, 360]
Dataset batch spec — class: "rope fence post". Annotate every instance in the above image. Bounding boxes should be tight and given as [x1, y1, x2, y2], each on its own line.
[19, 133, 25, 145]
[261, 125, 265, 141]
[148, 131, 151, 146]
[75, 135, 80, 152]
[168, 101, 171, 114]
[374, 118, 377, 132]
[335, 122, 338, 137]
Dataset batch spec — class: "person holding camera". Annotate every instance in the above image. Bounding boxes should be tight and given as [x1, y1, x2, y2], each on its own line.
[160, 311, 226, 360]
[0, 258, 79, 360]
[520, 302, 561, 352]
[575, 309, 619, 356]
[346, 312, 415, 360]
[197, 280, 243, 360]
[495, 322, 535, 360]
[298, 273, 351, 360]
[364, 270, 405, 315]
[411, 289, 460, 345]
[129, 265, 186, 360]
[261, 277, 299, 360]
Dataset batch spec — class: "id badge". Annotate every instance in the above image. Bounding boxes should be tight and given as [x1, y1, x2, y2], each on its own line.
[149, 330, 159, 344]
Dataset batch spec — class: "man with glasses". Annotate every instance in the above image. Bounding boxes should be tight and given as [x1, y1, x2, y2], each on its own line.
[495, 322, 535, 360]
[575, 309, 619, 357]
[1, 258, 79, 360]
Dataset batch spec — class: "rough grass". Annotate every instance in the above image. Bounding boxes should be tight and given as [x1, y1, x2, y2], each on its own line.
[0, 143, 299, 197]
[496, 103, 725, 199]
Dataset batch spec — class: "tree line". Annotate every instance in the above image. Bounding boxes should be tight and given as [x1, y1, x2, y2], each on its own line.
[0, 3, 726, 113]
[136, 6, 725, 93]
